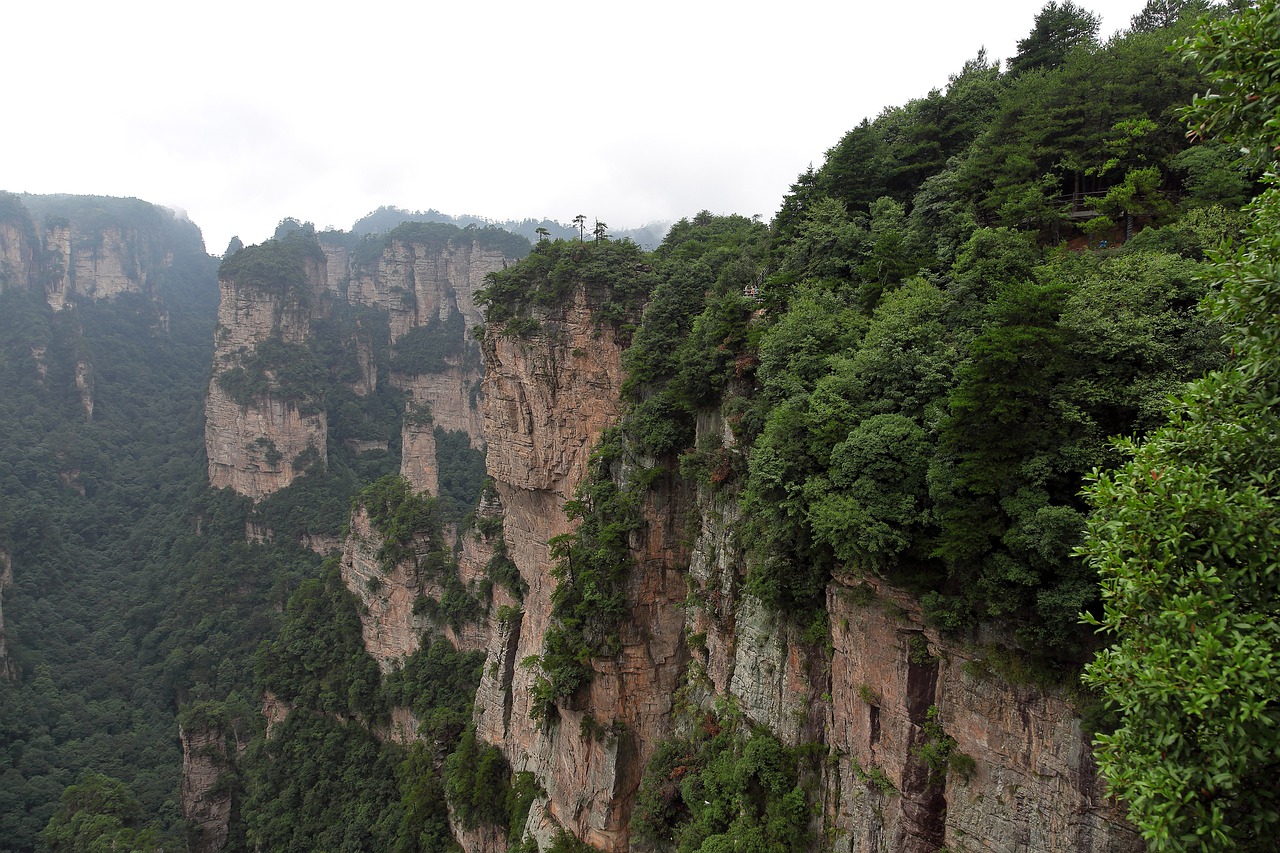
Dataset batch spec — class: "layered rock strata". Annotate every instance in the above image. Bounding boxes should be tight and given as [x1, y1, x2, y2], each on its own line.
[455, 286, 1137, 851]
[206, 234, 514, 501]
[0, 194, 195, 310]
[43, 223, 167, 308]
[0, 220, 37, 292]
[322, 237, 502, 491]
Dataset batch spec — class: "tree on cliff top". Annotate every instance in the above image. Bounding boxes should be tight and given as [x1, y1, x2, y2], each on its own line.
[1081, 2, 1280, 847]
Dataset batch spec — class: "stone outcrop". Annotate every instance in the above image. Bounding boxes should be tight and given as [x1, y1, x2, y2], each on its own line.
[204, 254, 328, 500]
[0, 220, 37, 293]
[43, 223, 168, 308]
[679, 424, 1138, 852]
[336, 238, 494, 341]
[180, 715, 248, 853]
[447, 279, 1137, 851]
[204, 385, 327, 499]
[339, 505, 436, 671]
[0, 194, 198, 310]
[206, 233, 516, 502]
[816, 574, 1140, 852]
[395, 367, 485, 492]
[224, 239, 1139, 852]
[322, 237, 503, 492]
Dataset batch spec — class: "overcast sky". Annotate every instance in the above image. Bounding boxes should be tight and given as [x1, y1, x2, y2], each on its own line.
[4, 0, 1151, 254]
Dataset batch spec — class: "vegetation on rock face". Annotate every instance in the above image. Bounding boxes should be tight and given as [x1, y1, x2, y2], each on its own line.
[254, 561, 385, 720]
[631, 709, 811, 853]
[731, 0, 1239, 659]
[528, 429, 639, 717]
[217, 231, 325, 301]
[478, 236, 658, 330]
[246, 547, 485, 852]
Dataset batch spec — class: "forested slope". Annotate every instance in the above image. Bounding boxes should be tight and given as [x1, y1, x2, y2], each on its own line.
[0, 195, 327, 850]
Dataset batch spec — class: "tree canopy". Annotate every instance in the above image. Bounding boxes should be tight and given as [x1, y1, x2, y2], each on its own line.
[1081, 1, 1280, 847]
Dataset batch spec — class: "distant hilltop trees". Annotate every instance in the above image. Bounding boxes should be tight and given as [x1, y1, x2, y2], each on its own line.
[350, 205, 670, 249]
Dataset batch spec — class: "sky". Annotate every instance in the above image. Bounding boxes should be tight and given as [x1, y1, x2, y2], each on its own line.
[4, 0, 1152, 254]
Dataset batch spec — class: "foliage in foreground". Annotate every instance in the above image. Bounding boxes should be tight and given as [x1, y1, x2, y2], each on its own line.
[1083, 177, 1280, 852]
[1082, 3, 1280, 847]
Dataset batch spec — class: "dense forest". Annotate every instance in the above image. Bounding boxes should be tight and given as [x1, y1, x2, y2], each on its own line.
[1, 0, 1278, 850]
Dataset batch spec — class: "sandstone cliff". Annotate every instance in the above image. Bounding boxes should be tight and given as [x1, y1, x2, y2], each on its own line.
[472, 290, 683, 850]
[322, 234, 502, 492]
[229, 235, 1140, 852]
[449, 281, 1138, 852]
[339, 504, 439, 670]
[0, 217, 38, 293]
[206, 230, 517, 503]
[42, 222, 170, 308]
[179, 709, 250, 853]
[1, 193, 202, 311]
[204, 246, 329, 500]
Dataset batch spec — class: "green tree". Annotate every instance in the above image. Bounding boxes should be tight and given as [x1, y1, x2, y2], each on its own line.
[1009, 1, 1101, 75]
[40, 772, 166, 853]
[1081, 185, 1280, 849]
[1179, 0, 1280, 163]
[1082, 3, 1280, 846]
[1129, 0, 1210, 33]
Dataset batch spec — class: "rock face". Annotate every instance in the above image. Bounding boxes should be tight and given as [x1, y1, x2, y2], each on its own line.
[465, 291, 692, 851]
[224, 237, 1137, 851]
[180, 717, 247, 853]
[339, 505, 435, 671]
[325, 237, 500, 492]
[206, 233, 513, 502]
[0, 193, 198, 310]
[0, 220, 37, 292]
[820, 576, 1138, 853]
[442, 282, 1137, 851]
[204, 254, 329, 500]
[673, 424, 1138, 852]
[337, 238, 493, 341]
[43, 223, 168, 308]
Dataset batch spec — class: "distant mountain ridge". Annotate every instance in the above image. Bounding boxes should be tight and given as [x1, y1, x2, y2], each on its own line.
[348, 205, 671, 249]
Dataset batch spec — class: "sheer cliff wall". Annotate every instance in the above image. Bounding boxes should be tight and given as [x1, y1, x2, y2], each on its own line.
[323, 237, 503, 490]
[205, 234, 514, 502]
[204, 253, 330, 499]
[450, 283, 1139, 852]
[207, 240, 1140, 852]
[470, 290, 692, 850]
[0, 193, 201, 311]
